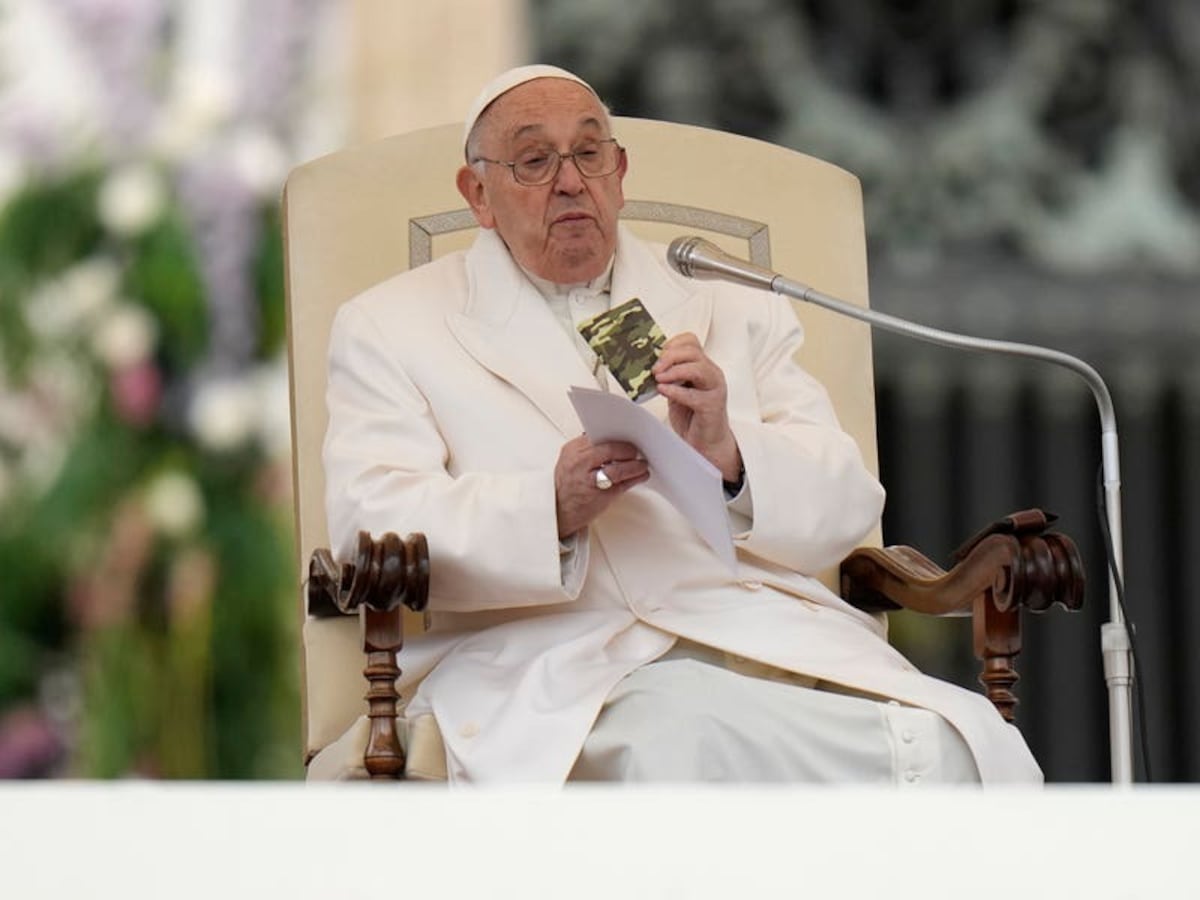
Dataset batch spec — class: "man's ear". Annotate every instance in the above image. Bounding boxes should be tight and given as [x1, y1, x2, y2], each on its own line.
[456, 165, 495, 229]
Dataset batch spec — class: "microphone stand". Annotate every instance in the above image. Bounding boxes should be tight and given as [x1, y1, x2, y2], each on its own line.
[669, 236, 1135, 785]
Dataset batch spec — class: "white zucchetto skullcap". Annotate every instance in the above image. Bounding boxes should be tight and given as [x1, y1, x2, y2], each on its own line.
[462, 64, 599, 153]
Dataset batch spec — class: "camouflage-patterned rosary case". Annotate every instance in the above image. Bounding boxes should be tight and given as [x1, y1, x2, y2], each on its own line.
[577, 298, 666, 402]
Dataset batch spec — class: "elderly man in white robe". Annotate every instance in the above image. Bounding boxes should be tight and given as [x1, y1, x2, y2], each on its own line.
[322, 64, 1042, 785]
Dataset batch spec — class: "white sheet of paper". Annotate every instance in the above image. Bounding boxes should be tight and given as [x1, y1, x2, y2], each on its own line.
[568, 386, 737, 571]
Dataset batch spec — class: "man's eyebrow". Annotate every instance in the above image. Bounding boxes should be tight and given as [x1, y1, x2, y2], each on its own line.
[509, 116, 606, 142]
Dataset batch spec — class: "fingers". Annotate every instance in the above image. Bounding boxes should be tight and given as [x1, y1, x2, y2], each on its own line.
[653, 334, 701, 377]
[649, 336, 741, 480]
[559, 437, 639, 471]
[655, 360, 726, 407]
[593, 456, 650, 489]
[659, 332, 702, 353]
[586, 438, 648, 492]
[585, 439, 642, 467]
[654, 361, 712, 390]
[554, 436, 648, 538]
[653, 334, 724, 392]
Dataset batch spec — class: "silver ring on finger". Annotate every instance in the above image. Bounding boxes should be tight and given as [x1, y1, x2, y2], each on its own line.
[593, 467, 614, 491]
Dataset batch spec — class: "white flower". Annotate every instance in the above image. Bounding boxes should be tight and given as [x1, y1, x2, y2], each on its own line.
[143, 470, 205, 538]
[188, 376, 258, 452]
[91, 304, 159, 370]
[29, 353, 94, 426]
[229, 128, 289, 198]
[64, 257, 122, 308]
[250, 356, 293, 458]
[152, 65, 235, 159]
[0, 0, 106, 158]
[19, 441, 66, 496]
[0, 353, 90, 443]
[24, 257, 120, 341]
[0, 389, 35, 447]
[24, 282, 74, 341]
[97, 163, 167, 237]
[0, 352, 93, 499]
[0, 393, 56, 485]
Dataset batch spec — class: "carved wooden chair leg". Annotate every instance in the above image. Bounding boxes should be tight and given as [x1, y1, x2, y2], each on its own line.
[974, 594, 1021, 722]
[308, 530, 430, 779]
[362, 605, 405, 778]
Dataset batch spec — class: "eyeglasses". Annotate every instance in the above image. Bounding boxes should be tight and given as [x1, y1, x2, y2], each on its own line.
[472, 138, 624, 186]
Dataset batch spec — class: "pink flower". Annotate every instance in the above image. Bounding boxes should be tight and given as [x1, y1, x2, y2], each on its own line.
[110, 361, 161, 426]
[0, 707, 64, 778]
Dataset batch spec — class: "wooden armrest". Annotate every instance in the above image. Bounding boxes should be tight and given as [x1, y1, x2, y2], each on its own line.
[840, 510, 1083, 617]
[306, 531, 429, 779]
[307, 530, 429, 618]
[839, 509, 1084, 721]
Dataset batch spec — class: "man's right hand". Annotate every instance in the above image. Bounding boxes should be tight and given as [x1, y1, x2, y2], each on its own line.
[555, 435, 649, 539]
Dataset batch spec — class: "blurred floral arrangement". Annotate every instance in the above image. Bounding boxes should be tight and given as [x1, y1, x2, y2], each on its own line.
[0, 0, 339, 778]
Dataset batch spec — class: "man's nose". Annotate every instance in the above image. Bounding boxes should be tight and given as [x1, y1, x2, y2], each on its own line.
[552, 154, 587, 193]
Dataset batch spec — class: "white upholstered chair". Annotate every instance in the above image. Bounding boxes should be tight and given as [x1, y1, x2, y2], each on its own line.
[283, 118, 1082, 780]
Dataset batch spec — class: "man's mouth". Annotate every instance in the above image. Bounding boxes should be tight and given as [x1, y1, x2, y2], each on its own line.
[552, 211, 593, 225]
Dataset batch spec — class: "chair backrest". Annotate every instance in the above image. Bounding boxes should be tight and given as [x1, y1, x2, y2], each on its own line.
[283, 117, 882, 760]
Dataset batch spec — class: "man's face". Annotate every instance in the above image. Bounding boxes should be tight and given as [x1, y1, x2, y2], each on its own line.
[457, 78, 627, 284]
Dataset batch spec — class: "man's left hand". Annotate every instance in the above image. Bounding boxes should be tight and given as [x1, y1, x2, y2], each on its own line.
[653, 332, 741, 481]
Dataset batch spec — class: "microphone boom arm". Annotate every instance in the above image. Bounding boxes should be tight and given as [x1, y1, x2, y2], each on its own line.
[668, 235, 1134, 784]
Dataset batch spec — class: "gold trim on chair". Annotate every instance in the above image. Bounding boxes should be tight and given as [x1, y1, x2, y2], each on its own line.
[622, 200, 771, 268]
[408, 210, 478, 265]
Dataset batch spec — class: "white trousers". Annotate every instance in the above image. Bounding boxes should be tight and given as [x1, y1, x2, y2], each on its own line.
[568, 653, 981, 785]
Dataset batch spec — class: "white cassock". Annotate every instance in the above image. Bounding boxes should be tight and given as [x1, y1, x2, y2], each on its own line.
[322, 224, 1042, 785]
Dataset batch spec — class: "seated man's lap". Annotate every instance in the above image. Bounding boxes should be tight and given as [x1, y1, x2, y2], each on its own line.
[567, 655, 980, 784]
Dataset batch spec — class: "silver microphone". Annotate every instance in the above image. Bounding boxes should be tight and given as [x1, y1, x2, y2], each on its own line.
[667, 236, 778, 289]
[666, 233, 1135, 784]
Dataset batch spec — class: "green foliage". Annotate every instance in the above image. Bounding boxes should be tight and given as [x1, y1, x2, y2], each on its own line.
[206, 490, 301, 778]
[37, 409, 152, 534]
[0, 171, 105, 279]
[0, 173, 101, 375]
[76, 628, 160, 777]
[125, 214, 209, 370]
[254, 205, 288, 357]
[0, 165, 301, 780]
[0, 607, 61, 711]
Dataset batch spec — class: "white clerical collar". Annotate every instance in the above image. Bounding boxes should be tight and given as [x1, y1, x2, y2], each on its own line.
[520, 257, 614, 304]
